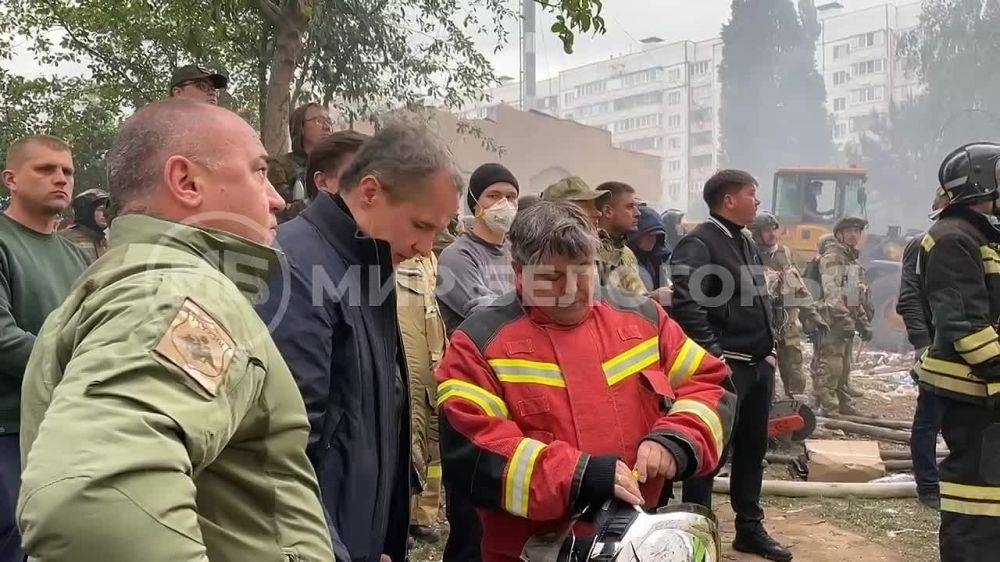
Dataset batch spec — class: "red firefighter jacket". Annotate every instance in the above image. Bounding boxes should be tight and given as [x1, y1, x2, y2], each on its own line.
[436, 290, 736, 561]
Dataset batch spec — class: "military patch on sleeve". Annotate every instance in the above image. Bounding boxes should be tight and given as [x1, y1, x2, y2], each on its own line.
[155, 298, 237, 397]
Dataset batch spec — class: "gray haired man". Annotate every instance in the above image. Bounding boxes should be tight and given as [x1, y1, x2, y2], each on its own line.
[256, 116, 462, 562]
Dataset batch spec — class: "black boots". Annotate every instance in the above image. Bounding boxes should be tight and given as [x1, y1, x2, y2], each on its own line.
[732, 525, 793, 561]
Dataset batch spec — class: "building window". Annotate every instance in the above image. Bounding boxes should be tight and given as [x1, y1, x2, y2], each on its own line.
[690, 131, 713, 146]
[668, 114, 682, 129]
[613, 113, 663, 133]
[668, 159, 682, 173]
[576, 80, 606, 98]
[833, 43, 850, 60]
[564, 92, 575, 104]
[833, 122, 847, 139]
[853, 58, 886, 76]
[613, 91, 664, 111]
[851, 85, 885, 104]
[855, 30, 885, 49]
[622, 67, 664, 88]
[690, 154, 714, 168]
[691, 61, 710, 76]
[668, 91, 682, 106]
[833, 97, 846, 111]
[668, 68, 682, 83]
[833, 71, 850, 85]
[620, 136, 663, 151]
[668, 136, 681, 150]
[669, 182, 682, 197]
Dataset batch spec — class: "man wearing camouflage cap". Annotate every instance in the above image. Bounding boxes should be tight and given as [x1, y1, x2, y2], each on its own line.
[542, 176, 646, 295]
[750, 213, 828, 398]
[168, 64, 229, 105]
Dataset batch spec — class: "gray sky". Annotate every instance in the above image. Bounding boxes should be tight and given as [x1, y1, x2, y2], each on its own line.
[484, 0, 919, 81]
[7, 0, 917, 83]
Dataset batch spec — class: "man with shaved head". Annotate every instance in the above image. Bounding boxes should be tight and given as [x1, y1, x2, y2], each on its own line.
[1, 134, 88, 561]
[17, 99, 336, 561]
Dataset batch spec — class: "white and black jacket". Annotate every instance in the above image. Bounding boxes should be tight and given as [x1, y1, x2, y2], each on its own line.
[668, 214, 775, 363]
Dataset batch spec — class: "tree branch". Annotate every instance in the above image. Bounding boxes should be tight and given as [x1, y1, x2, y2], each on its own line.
[252, 0, 283, 25]
[37, 0, 151, 103]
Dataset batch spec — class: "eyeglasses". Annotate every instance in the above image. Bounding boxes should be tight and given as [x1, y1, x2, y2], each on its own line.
[305, 116, 333, 127]
[179, 79, 219, 93]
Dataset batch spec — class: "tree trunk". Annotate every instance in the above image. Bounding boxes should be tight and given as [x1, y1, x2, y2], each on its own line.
[261, 0, 311, 155]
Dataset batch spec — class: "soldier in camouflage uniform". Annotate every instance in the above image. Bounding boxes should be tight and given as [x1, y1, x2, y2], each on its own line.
[541, 176, 646, 295]
[396, 254, 447, 542]
[750, 213, 828, 397]
[815, 216, 873, 415]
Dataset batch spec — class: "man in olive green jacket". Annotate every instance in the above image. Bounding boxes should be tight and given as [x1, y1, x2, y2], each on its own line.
[18, 99, 335, 561]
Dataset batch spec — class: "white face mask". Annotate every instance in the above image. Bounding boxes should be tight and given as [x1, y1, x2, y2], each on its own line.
[481, 198, 518, 234]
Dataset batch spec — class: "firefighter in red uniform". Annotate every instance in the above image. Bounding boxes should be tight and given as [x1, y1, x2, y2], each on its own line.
[436, 201, 738, 562]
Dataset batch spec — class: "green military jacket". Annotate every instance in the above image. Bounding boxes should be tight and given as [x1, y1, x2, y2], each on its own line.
[818, 239, 872, 336]
[597, 231, 647, 296]
[18, 214, 333, 562]
[760, 244, 825, 344]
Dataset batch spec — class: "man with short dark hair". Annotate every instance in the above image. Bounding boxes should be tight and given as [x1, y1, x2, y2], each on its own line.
[437, 201, 736, 562]
[17, 100, 334, 561]
[307, 130, 370, 198]
[542, 177, 646, 295]
[670, 169, 792, 561]
[257, 115, 461, 562]
[168, 64, 228, 105]
[0, 134, 88, 561]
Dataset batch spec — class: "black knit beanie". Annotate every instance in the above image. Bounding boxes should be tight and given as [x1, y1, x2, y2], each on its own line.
[468, 163, 519, 213]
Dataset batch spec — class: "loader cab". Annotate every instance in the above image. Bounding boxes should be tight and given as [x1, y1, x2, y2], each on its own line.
[771, 167, 869, 262]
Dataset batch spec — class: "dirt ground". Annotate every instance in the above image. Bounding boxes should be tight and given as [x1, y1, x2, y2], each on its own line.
[411, 351, 940, 561]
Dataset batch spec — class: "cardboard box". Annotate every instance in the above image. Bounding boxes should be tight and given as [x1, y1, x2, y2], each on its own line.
[805, 439, 886, 483]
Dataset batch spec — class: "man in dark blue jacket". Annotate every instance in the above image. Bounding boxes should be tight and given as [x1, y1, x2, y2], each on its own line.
[257, 119, 461, 562]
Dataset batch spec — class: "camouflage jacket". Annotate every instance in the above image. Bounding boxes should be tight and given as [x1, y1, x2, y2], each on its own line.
[598, 231, 647, 296]
[759, 244, 825, 343]
[818, 240, 872, 335]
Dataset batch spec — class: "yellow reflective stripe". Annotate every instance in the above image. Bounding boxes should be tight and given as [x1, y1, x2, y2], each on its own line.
[921, 234, 935, 253]
[489, 359, 566, 388]
[941, 482, 1000, 517]
[437, 379, 510, 418]
[941, 498, 1000, 517]
[427, 464, 443, 479]
[668, 399, 724, 461]
[942, 482, 1000, 501]
[961, 341, 1000, 365]
[603, 337, 660, 386]
[504, 438, 545, 517]
[914, 365, 987, 397]
[668, 338, 708, 387]
[920, 355, 972, 377]
[955, 326, 1000, 352]
[982, 246, 1000, 274]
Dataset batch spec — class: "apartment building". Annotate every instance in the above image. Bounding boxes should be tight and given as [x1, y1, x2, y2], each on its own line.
[818, 2, 921, 146]
[466, 1, 921, 214]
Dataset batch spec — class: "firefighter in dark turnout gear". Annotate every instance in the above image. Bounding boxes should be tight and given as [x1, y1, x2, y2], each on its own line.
[60, 189, 109, 263]
[914, 142, 1000, 562]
